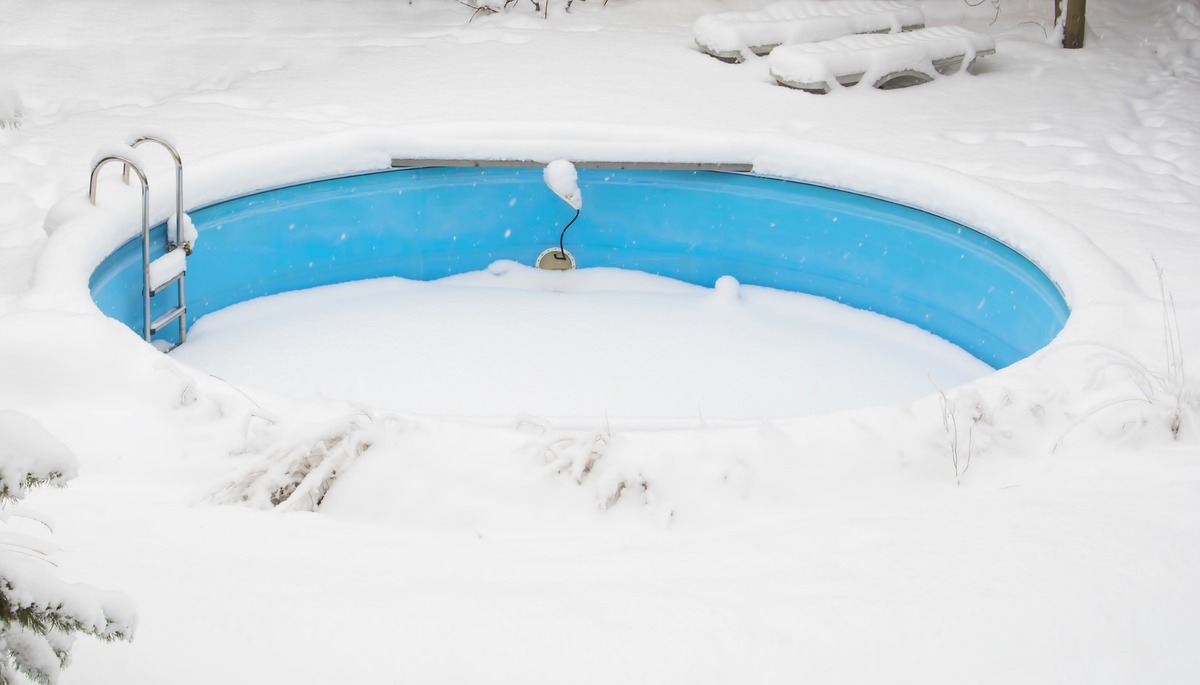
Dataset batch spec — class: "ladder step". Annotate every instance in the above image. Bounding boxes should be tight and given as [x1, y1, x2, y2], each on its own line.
[150, 270, 184, 297]
[150, 305, 186, 335]
[148, 249, 186, 293]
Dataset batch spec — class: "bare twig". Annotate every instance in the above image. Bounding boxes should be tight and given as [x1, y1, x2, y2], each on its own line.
[931, 376, 974, 485]
[1019, 20, 1050, 38]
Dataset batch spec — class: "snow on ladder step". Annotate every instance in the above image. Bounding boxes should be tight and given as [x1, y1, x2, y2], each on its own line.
[769, 26, 996, 93]
[694, 0, 925, 63]
[148, 247, 186, 295]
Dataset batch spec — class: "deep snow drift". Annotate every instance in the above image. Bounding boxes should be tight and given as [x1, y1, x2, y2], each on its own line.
[1, 0, 1199, 683]
[170, 266, 991, 421]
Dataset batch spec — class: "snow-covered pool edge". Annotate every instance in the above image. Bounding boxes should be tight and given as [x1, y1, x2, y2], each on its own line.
[22, 124, 1179, 511]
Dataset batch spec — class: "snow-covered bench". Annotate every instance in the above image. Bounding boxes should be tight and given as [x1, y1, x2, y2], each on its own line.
[694, 0, 925, 63]
[769, 26, 996, 93]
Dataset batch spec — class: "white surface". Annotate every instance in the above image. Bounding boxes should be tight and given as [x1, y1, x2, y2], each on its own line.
[147, 249, 185, 291]
[0, 0, 1199, 683]
[543, 158, 582, 209]
[88, 144, 149, 181]
[0, 409, 79, 496]
[166, 212, 196, 248]
[0, 85, 21, 129]
[169, 265, 991, 421]
[0, 410, 135, 685]
[694, 0, 925, 56]
[769, 26, 996, 89]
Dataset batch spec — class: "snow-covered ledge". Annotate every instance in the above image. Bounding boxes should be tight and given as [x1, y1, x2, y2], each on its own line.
[33, 123, 1123, 310]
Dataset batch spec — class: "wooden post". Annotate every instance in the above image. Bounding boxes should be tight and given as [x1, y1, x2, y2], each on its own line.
[1055, 0, 1086, 48]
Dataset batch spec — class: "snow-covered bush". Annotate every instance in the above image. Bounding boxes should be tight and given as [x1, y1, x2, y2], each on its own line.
[213, 411, 382, 512]
[460, 0, 599, 19]
[0, 410, 135, 685]
[0, 86, 21, 130]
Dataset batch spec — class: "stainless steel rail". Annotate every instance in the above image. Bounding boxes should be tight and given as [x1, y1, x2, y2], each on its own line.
[91, 142, 188, 348]
[91, 154, 155, 342]
[123, 135, 187, 253]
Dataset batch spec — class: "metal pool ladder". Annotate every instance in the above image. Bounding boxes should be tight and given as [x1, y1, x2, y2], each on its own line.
[89, 135, 188, 349]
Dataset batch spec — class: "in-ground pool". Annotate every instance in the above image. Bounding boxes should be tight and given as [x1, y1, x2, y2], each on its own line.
[88, 164, 1069, 413]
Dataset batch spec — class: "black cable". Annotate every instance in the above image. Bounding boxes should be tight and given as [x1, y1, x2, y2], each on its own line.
[557, 208, 580, 261]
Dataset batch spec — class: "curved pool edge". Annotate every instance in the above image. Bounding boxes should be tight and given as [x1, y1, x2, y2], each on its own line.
[29, 127, 1139, 424]
[38, 125, 1133, 308]
[86, 162, 1068, 369]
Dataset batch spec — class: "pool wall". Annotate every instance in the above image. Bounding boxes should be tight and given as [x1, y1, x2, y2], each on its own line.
[88, 165, 1069, 368]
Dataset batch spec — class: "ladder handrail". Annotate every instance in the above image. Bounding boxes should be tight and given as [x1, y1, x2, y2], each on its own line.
[91, 154, 154, 342]
[122, 135, 185, 252]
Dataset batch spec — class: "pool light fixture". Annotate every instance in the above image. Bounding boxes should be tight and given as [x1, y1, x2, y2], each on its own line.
[538, 160, 582, 270]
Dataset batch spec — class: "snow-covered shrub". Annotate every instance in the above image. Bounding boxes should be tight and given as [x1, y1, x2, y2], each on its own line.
[460, 0, 599, 19]
[0, 412, 76, 508]
[213, 411, 382, 512]
[1057, 263, 1199, 446]
[0, 410, 135, 685]
[0, 86, 22, 130]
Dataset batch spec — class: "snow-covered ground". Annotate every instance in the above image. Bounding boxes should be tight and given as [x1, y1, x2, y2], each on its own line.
[1, 0, 1199, 682]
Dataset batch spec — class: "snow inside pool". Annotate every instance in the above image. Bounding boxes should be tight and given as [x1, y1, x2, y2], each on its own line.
[170, 262, 990, 420]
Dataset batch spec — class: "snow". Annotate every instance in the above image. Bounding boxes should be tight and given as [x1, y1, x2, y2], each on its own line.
[124, 127, 180, 152]
[147, 249, 185, 292]
[88, 145, 150, 185]
[0, 85, 20, 130]
[0, 410, 135, 684]
[0, 552, 135, 642]
[166, 212, 196, 249]
[769, 25, 996, 91]
[168, 266, 991, 421]
[0, 0, 1199, 682]
[0, 410, 79, 501]
[543, 158, 583, 209]
[694, 0, 926, 60]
